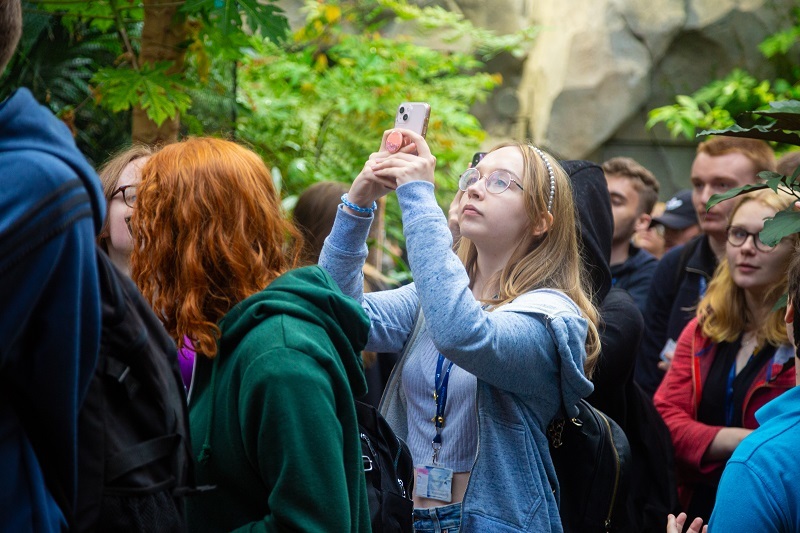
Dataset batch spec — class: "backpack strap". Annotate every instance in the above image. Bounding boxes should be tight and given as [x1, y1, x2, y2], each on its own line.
[102, 356, 141, 399]
[106, 434, 182, 482]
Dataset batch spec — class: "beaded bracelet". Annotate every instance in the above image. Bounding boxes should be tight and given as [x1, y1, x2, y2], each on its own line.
[340, 193, 377, 214]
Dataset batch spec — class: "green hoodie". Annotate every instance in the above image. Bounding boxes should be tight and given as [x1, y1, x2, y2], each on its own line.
[187, 266, 371, 532]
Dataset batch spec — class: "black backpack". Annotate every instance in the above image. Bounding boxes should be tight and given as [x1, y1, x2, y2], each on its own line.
[73, 247, 195, 531]
[356, 399, 414, 533]
[548, 399, 632, 532]
[545, 318, 632, 533]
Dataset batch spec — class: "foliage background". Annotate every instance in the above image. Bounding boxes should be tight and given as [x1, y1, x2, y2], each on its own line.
[1, 0, 536, 265]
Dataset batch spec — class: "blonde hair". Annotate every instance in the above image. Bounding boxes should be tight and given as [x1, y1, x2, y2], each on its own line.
[456, 142, 601, 376]
[97, 144, 158, 253]
[698, 189, 797, 346]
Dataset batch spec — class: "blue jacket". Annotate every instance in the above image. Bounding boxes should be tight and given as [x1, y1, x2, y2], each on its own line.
[320, 181, 594, 532]
[610, 243, 658, 315]
[0, 88, 105, 530]
[635, 235, 716, 396]
[709, 384, 800, 532]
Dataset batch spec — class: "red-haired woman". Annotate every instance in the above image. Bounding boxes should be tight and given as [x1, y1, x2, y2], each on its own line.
[129, 137, 372, 532]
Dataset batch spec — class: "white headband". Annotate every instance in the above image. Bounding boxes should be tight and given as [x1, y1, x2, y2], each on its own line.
[530, 146, 556, 213]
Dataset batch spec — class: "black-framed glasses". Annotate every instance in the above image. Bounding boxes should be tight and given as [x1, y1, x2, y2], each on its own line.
[111, 185, 137, 208]
[726, 225, 776, 252]
[458, 168, 524, 194]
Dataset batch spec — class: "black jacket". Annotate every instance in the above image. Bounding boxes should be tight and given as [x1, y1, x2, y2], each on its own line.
[634, 235, 717, 397]
[611, 244, 658, 315]
[563, 160, 679, 532]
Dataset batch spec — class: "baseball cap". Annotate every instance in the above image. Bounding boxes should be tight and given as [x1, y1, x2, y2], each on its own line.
[651, 189, 698, 230]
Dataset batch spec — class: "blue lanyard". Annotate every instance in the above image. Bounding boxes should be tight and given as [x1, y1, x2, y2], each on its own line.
[699, 277, 707, 297]
[431, 353, 454, 464]
[725, 346, 767, 426]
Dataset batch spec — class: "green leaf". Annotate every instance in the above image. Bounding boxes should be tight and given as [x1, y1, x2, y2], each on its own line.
[184, 0, 288, 43]
[92, 63, 192, 126]
[699, 123, 800, 146]
[707, 183, 769, 210]
[237, 0, 289, 43]
[765, 175, 786, 193]
[771, 293, 788, 313]
[760, 209, 800, 247]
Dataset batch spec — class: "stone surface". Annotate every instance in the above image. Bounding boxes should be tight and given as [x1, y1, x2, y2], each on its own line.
[279, 0, 795, 193]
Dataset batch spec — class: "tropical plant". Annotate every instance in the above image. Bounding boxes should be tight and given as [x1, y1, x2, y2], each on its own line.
[236, 0, 531, 248]
[704, 100, 800, 309]
[16, 0, 289, 143]
[647, 9, 800, 142]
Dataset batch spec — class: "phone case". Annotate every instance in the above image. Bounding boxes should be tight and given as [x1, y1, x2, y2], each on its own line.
[394, 102, 431, 138]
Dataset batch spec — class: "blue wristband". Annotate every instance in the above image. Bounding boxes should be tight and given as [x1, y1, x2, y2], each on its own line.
[341, 193, 377, 214]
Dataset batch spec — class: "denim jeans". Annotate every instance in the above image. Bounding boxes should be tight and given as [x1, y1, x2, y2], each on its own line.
[413, 502, 462, 533]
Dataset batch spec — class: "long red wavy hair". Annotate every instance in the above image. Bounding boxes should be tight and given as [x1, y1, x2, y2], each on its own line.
[130, 137, 303, 358]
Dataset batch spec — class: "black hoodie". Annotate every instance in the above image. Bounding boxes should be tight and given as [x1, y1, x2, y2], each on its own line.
[563, 160, 678, 532]
[561, 159, 642, 423]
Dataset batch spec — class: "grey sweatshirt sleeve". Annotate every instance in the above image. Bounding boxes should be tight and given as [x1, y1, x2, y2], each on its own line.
[319, 206, 420, 354]
[321, 181, 592, 400]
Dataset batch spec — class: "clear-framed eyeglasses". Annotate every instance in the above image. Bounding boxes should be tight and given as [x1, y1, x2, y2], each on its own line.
[111, 184, 137, 208]
[726, 225, 777, 253]
[458, 168, 524, 194]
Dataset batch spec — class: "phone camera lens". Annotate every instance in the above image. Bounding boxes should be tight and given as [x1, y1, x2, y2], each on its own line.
[399, 106, 405, 114]
[403, 114, 409, 120]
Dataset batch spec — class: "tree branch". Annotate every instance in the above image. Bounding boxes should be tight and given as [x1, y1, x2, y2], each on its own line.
[109, 0, 139, 70]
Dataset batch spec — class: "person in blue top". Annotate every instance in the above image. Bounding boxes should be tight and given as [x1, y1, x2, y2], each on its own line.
[667, 238, 800, 533]
[0, 1, 106, 529]
[320, 128, 601, 532]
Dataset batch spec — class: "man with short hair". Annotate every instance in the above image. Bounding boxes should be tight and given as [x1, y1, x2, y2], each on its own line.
[0, 1, 106, 528]
[603, 156, 661, 313]
[635, 136, 776, 396]
[650, 189, 701, 253]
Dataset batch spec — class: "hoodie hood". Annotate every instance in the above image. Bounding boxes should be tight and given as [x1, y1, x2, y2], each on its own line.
[218, 265, 369, 397]
[560, 160, 613, 305]
[0, 88, 105, 232]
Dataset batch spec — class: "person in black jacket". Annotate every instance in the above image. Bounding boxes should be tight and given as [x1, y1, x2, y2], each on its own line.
[563, 160, 679, 532]
[602, 157, 661, 314]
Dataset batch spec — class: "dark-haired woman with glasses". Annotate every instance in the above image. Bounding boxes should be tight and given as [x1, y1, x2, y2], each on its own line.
[320, 129, 601, 532]
[656, 189, 798, 523]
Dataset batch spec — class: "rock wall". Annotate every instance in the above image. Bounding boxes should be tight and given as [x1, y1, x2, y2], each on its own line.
[455, 0, 793, 191]
[280, 0, 795, 192]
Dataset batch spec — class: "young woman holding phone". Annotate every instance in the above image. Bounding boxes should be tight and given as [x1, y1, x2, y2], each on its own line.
[320, 128, 600, 532]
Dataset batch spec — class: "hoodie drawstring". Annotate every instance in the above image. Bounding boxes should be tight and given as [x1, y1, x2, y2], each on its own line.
[197, 356, 218, 465]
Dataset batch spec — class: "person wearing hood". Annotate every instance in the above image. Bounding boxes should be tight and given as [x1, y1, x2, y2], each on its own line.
[563, 160, 679, 532]
[321, 132, 600, 532]
[0, 2, 107, 529]
[129, 137, 371, 532]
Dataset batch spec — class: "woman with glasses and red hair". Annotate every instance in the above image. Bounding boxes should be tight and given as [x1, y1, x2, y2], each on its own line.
[129, 137, 372, 532]
[655, 189, 798, 524]
[320, 129, 601, 532]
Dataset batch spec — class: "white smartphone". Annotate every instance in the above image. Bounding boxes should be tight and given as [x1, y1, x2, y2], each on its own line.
[394, 102, 431, 138]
